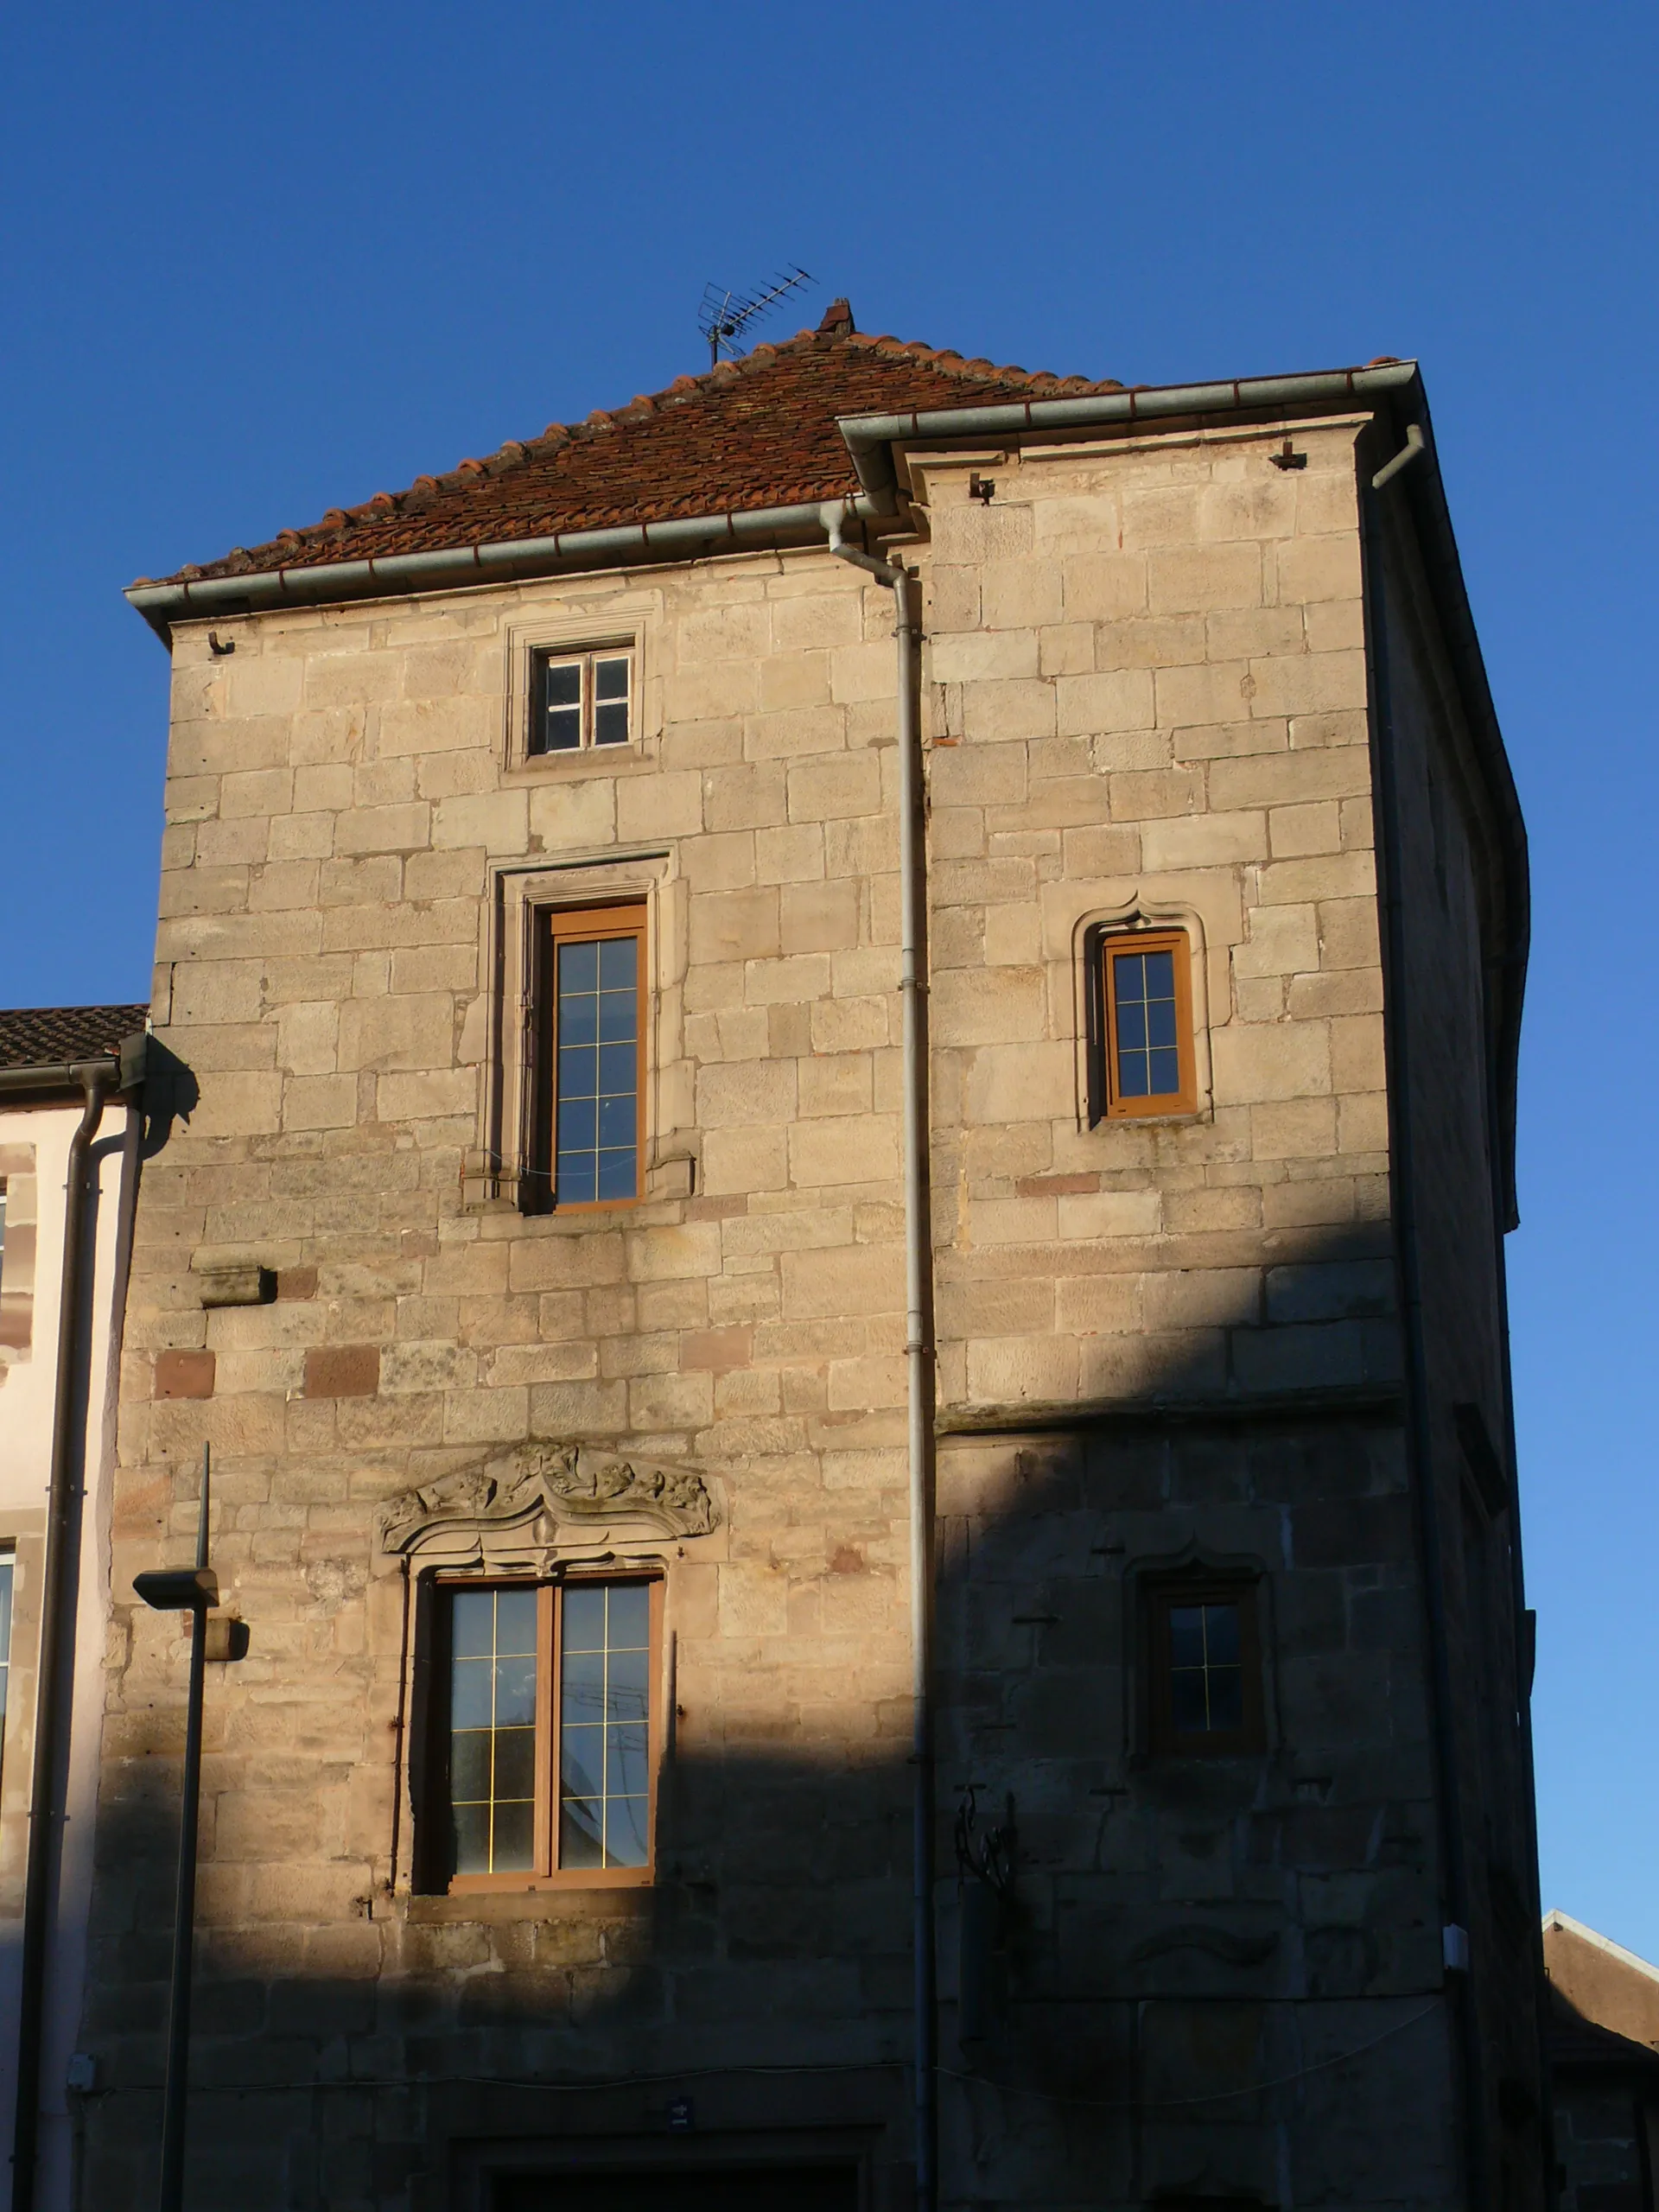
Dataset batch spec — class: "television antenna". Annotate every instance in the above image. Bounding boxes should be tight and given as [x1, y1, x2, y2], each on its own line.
[697, 266, 815, 368]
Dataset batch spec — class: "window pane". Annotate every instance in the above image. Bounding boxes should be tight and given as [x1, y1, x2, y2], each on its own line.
[562, 1647, 606, 1724]
[599, 937, 636, 990]
[594, 703, 629, 747]
[596, 1150, 637, 1201]
[450, 1658, 493, 1730]
[607, 1723, 649, 1801]
[563, 1585, 607, 1653]
[1170, 1669, 1209, 1734]
[453, 1801, 491, 1876]
[1207, 1667, 1244, 1733]
[555, 933, 639, 1206]
[597, 1043, 636, 1100]
[561, 1724, 603, 1802]
[608, 1796, 650, 1867]
[452, 1590, 495, 1659]
[560, 1800, 604, 1869]
[495, 1587, 538, 1655]
[1169, 1606, 1206, 1669]
[534, 660, 582, 755]
[492, 1799, 535, 1874]
[561, 939, 599, 992]
[493, 1655, 536, 1727]
[608, 1583, 650, 1649]
[594, 656, 630, 702]
[1203, 1603, 1241, 1666]
[493, 1726, 537, 1802]
[450, 1729, 493, 1803]
[558, 1583, 652, 1872]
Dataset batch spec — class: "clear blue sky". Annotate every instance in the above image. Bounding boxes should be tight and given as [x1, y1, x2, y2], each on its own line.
[3, 3, 1654, 1957]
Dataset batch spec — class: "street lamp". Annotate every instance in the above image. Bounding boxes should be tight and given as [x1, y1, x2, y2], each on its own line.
[133, 1444, 238, 2212]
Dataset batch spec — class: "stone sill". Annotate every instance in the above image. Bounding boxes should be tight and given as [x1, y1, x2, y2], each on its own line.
[402, 1887, 656, 1925]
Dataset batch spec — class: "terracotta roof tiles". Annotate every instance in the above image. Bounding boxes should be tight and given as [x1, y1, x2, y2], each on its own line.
[0, 1005, 148, 1071]
[149, 319, 1122, 588]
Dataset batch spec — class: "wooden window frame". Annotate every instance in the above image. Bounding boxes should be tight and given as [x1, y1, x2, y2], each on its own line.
[1093, 926, 1198, 1121]
[529, 904, 648, 1216]
[1145, 1577, 1265, 1757]
[528, 644, 636, 759]
[428, 1573, 664, 1897]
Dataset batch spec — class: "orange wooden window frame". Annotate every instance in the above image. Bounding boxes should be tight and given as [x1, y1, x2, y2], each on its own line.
[436, 1574, 664, 1896]
[1100, 927, 1198, 1120]
[1145, 1579, 1265, 1757]
[534, 904, 647, 1214]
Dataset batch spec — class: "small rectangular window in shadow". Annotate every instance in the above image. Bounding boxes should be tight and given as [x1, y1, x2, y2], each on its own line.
[1147, 1580, 1265, 1756]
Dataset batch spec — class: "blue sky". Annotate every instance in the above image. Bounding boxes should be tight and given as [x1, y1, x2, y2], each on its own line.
[3, 3, 1655, 1956]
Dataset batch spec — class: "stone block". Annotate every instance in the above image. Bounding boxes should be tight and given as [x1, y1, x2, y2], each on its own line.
[1141, 810, 1267, 870]
[303, 1346, 380, 1399]
[155, 1350, 215, 1400]
[1055, 669, 1155, 738]
[1147, 543, 1262, 615]
[1211, 1019, 1332, 1103]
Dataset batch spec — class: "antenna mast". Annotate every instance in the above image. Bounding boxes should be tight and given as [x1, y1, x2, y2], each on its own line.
[697, 266, 815, 369]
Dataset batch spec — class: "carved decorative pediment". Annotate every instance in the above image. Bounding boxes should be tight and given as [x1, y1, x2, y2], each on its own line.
[375, 1439, 719, 1563]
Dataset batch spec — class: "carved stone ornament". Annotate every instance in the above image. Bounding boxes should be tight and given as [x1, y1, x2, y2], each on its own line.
[375, 1440, 720, 1566]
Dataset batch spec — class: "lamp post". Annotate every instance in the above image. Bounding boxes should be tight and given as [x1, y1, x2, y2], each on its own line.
[133, 1445, 219, 2212]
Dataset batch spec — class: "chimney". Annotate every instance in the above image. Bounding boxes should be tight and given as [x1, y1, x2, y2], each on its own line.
[817, 297, 855, 339]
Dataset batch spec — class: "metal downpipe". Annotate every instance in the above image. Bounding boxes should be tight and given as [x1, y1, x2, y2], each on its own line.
[822, 504, 937, 2212]
[10, 1065, 114, 2212]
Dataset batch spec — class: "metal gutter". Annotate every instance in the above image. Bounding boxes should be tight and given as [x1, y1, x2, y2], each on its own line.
[124, 496, 884, 645]
[834, 359, 1423, 508]
[821, 501, 937, 2212]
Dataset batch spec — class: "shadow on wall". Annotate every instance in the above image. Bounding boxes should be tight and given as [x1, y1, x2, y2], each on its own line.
[71, 1220, 1483, 2212]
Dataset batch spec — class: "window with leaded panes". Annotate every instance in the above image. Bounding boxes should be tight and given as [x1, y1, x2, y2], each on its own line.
[1146, 1578, 1264, 1755]
[533, 906, 645, 1211]
[432, 1577, 660, 1892]
[1096, 927, 1197, 1119]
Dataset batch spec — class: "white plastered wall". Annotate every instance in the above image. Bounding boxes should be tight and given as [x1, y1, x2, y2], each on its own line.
[0, 1097, 141, 2212]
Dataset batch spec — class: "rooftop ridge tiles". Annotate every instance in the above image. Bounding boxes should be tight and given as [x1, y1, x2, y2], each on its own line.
[149, 323, 1120, 588]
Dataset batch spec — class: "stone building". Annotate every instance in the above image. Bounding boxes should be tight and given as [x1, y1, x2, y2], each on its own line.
[0, 1005, 148, 2212]
[86, 302, 1542, 2210]
[1544, 1911, 1659, 2212]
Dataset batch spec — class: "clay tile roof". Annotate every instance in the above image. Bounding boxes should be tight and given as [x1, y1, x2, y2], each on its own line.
[0, 1005, 148, 1071]
[152, 318, 1124, 585]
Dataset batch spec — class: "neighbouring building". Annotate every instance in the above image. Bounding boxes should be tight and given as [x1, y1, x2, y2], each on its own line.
[1545, 1910, 1659, 2212]
[81, 299, 1543, 2211]
[0, 1006, 147, 2212]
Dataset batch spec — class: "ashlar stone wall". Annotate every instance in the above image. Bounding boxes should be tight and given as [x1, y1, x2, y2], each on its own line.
[82, 403, 1522, 2210]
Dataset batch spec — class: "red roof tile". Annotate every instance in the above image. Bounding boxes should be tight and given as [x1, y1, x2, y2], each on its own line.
[0, 1005, 148, 1071]
[149, 321, 1122, 588]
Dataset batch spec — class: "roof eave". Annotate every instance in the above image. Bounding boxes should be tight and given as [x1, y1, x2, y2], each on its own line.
[124, 496, 887, 645]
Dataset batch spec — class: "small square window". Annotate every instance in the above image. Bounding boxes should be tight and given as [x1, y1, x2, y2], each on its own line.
[425, 1575, 661, 1893]
[1093, 928, 1197, 1119]
[529, 906, 646, 1212]
[1147, 1579, 1264, 1755]
[529, 647, 634, 757]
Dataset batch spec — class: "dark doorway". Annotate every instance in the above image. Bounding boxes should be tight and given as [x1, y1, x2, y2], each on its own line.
[495, 2165, 858, 2212]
